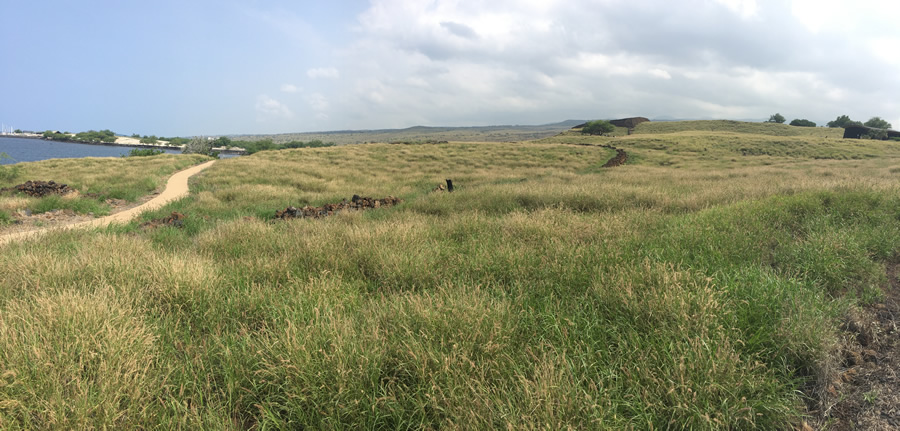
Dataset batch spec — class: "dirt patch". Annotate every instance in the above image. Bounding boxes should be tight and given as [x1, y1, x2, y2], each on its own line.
[814, 262, 900, 429]
[140, 212, 186, 229]
[602, 148, 628, 167]
[0, 193, 160, 237]
[275, 195, 402, 220]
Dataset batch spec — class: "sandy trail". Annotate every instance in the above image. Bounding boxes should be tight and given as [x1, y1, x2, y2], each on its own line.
[0, 160, 215, 245]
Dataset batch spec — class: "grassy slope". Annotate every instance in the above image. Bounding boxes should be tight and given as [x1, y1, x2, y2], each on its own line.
[632, 120, 842, 138]
[2, 123, 900, 428]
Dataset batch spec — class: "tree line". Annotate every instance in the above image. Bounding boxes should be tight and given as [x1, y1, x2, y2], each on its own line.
[176, 136, 335, 157]
[766, 113, 892, 129]
[42, 129, 117, 143]
[221, 137, 335, 154]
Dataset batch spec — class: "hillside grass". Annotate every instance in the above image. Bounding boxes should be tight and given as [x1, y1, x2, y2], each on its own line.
[1, 122, 900, 428]
[0, 154, 209, 220]
[632, 120, 842, 138]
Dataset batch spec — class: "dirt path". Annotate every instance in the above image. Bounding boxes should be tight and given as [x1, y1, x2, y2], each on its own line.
[0, 160, 215, 245]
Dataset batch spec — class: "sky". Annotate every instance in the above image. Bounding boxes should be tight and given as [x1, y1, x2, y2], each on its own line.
[1, 0, 899, 137]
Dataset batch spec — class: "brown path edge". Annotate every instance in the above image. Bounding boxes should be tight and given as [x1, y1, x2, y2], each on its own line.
[0, 160, 215, 245]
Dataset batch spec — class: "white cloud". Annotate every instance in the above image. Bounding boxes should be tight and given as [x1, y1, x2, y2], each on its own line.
[303, 0, 900, 130]
[307, 93, 329, 111]
[280, 83, 300, 93]
[255, 94, 293, 120]
[649, 69, 672, 80]
[792, 0, 900, 34]
[307, 67, 340, 79]
[869, 38, 900, 66]
[713, 0, 758, 19]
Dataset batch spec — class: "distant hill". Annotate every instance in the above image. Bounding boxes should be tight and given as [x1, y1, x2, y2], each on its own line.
[227, 120, 586, 145]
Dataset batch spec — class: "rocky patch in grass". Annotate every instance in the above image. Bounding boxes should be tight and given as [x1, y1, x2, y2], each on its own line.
[602, 148, 628, 167]
[140, 212, 186, 229]
[817, 262, 900, 429]
[275, 195, 402, 220]
[2, 180, 75, 197]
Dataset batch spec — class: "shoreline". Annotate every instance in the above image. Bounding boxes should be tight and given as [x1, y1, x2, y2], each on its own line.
[0, 135, 245, 154]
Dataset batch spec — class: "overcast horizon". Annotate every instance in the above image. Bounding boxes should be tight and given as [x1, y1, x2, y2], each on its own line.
[2, 0, 899, 137]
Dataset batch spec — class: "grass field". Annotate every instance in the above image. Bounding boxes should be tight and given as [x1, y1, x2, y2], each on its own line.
[1, 122, 899, 429]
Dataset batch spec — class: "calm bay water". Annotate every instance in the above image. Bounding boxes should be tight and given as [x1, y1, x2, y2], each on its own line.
[0, 137, 182, 165]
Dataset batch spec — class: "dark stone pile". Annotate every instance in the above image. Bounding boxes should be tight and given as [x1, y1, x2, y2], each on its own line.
[275, 195, 402, 220]
[13, 180, 74, 197]
[602, 148, 628, 168]
[140, 212, 186, 229]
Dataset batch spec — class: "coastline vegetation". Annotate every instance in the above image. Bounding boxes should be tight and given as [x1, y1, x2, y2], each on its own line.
[226, 136, 335, 154]
[42, 129, 118, 144]
[123, 148, 166, 157]
[1, 121, 899, 428]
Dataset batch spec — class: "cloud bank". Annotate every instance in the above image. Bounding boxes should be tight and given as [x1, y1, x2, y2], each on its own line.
[304, 0, 900, 130]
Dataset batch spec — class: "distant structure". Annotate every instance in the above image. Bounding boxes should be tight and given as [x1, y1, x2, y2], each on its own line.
[843, 125, 900, 139]
[1, 123, 13, 135]
[608, 117, 650, 129]
[572, 117, 650, 135]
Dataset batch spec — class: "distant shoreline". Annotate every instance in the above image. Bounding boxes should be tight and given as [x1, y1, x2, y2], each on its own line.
[0, 135, 244, 154]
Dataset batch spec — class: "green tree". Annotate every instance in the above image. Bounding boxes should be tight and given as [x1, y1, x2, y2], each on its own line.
[581, 120, 616, 135]
[212, 136, 232, 148]
[73, 129, 117, 143]
[42, 130, 68, 140]
[182, 136, 218, 158]
[826, 115, 862, 128]
[861, 129, 888, 140]
[789, 119, 816, 127]
[163, 137, 190, 147]
[14, 129, 22, 134]
[766, 113, 786, 124]
[863, 117, 892, 129]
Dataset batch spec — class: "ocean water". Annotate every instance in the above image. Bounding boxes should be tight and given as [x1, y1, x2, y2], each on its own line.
[0, 137, 183, 165]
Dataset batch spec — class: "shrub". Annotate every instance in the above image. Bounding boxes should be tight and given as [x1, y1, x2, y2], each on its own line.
[123, 148, 165, 157]
[861, 129, 888, 140]
[182, 136, 216, 157]
[789, 119, 816, 127]
[581, 120, 616, 135]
